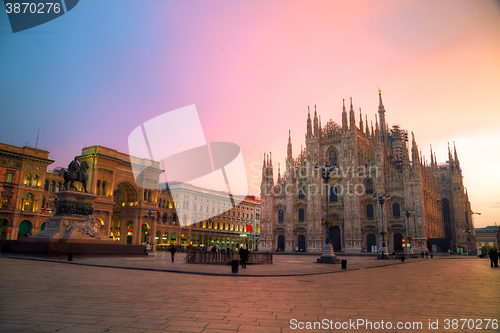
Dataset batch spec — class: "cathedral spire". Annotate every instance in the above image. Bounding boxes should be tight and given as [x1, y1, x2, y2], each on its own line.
[287, 130, 292, 161]
[375, 115, 380, 142]
[261, 153, 267, 183]
[378, 88, 387, 142]
[365, 114, 370, 137]
[307, 106, 312, 139]
[313, 105, 319, 138]
[359, 107, 364, 132]
[453, 141, 460, 169]
[318, 116, 322, 139]
[411, 132, 419, 165]
[430, 145, 435, 167]
[341, 99, 348, 131]
[277, 163, 281, 183]
[349, 97, 355, 131]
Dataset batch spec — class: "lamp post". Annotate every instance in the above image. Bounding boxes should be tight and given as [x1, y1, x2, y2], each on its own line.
[401, 208, 415, 254]
[145, 209, 157, 251]
[373, 194, 390, 259]
[314, 161, 337, 261]
[463, 228, 475, 256]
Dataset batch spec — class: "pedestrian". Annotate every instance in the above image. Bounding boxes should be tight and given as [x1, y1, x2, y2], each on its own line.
[425, 251, 429, 259]
[493, 249, 499, 268]
[239, 246, 249, 268]
[421, 251, 424, 259]
[169, 245, 177, 263]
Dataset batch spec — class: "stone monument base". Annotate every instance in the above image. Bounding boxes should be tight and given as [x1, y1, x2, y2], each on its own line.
[0, 239, 147, 255]
[316, 243, 340, 264]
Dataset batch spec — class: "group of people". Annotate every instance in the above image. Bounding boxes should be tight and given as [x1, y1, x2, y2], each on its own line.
[168, 245, 250, 267]
[488, 248, 499, 267]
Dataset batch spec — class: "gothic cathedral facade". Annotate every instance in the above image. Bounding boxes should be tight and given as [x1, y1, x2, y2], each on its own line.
[260, 91, 476, 254]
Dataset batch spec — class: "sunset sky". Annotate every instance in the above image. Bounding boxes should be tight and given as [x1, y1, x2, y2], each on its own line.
[1, 1, 499, 227]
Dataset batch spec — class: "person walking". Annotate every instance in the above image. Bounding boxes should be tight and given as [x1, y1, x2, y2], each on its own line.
[425, 251, 429, 259]
[169, 245, 177, 263]
[239, 246, 249, 268]
[492, 249, 499, 268]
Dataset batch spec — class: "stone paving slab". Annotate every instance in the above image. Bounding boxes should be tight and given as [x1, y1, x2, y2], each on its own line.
[0, 254, 498, 333]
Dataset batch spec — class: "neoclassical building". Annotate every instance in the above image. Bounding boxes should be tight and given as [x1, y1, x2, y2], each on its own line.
[260, 91, 476, 253]
[0, 143, 260, 251]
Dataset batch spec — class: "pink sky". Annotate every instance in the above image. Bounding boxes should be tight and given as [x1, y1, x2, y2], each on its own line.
[1, 1, 499, 227]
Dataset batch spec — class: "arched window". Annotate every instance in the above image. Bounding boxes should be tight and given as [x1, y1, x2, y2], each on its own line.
[24, 193, 34, 212]
[41, 197, 46, 209]
[166, 200, 170, 209]
[367, 204, 374, 219]
[392, 203, 400, 217]
[56, 182, 61, 192]
[102, 181, 106, 196]
[96, 180, 101, 195]
[298, 183, 306, 199]
[32, 174, 39, 187]
[44, 180, 49, 191]
[365, 179, 374, 194]
[329, 186, 338, 202]
[298, 208, 305, 221]
[162, 213, 167, 223]
[329, 149, 338, 167]
[26, 173, 32, 186]
[278, 209, 284, 222]
[50, 181, 55, 192]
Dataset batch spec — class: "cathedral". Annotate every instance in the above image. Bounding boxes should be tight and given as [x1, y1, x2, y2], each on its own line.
[260, 91, 476, 254]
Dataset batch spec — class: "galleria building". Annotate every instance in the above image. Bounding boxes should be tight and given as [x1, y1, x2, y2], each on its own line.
[260, 91, 477, 254]
[0, 144, 260, 251]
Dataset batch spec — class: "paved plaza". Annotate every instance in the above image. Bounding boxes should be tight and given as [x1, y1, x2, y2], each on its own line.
[0, 253, 498, 333]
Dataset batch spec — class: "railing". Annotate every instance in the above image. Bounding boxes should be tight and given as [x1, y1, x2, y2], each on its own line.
[184, 251, 273, 265]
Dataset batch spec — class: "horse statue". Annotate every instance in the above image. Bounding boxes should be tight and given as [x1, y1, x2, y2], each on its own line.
[58, 158, 89, 192]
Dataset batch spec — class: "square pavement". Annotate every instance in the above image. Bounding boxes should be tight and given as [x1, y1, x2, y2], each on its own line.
[0, 253, 498, 332]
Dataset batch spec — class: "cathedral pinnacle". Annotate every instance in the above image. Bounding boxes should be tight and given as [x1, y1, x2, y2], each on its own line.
[287, 131, 293, 160]
[314, 105, 319, 137]
[453, 141, 460, 168]
[378, 89, 386, 142]
[359, 107, 364, 132]
[307, 106, 312, 138]
[349, 97, 355, 131]
[342, 99, 348, 131]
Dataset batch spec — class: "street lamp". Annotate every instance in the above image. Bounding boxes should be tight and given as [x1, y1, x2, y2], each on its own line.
[145, 209, 157, 250]
[463, 228, 475, 256]
[373, 194, 390, 259]
[401, 208, 415, 254]
[314, 161, 338, 262]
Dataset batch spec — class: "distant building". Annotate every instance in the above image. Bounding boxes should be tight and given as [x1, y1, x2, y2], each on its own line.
[475, 226, 498, 249]
[0, 143, 61, 240]
[163, 181, 260, 250]
[260, 91, 476, 253]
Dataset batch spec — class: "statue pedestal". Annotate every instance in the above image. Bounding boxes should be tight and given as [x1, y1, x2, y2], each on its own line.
[29, 190, 110, 242]
[316, 243, 340, 264]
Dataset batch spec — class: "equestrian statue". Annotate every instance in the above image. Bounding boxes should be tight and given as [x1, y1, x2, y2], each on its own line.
[58, 157, 89, 192]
